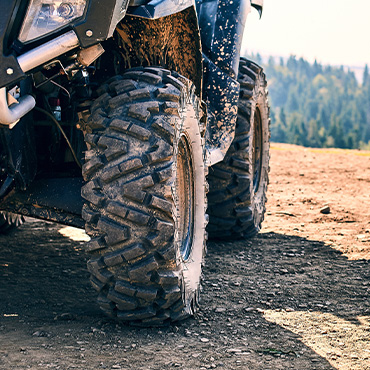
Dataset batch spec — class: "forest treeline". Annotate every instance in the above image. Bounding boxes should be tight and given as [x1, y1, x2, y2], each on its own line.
[251, 54, 370, 150]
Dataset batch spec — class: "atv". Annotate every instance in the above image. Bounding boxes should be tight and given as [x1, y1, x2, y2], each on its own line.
[0, 0, 270, 325]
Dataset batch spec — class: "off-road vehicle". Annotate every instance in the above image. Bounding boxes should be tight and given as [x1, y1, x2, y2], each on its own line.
[0, 0, 270, 325]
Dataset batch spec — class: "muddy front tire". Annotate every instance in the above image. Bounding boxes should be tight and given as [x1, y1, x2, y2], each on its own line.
[82, 68, 207, 325]
[207, 58, 270, 240]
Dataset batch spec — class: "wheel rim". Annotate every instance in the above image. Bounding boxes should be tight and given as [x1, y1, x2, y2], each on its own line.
[252, 107, 263, 193]
[176, 134, 195, 261]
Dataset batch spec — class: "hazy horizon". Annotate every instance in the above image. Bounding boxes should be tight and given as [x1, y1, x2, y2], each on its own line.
[242, 0, 370, 68]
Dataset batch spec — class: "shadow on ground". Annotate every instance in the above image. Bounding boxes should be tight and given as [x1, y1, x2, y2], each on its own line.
[0, 221, 369, 369]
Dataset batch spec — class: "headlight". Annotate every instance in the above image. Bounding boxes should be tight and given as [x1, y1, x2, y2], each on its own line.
[19, 0, 87, 43]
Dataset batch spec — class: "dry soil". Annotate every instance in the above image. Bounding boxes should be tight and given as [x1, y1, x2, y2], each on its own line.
[1, 143, 370, 370]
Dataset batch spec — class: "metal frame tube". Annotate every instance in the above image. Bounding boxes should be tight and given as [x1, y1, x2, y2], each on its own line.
[0, 88, 35, 126]
[0, 31, 80, 125]
[18, 31, 80, 73]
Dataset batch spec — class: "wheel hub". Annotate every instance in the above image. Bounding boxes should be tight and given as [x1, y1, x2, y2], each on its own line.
[252, 108, 263, 193]
[176, 134, 195, 261]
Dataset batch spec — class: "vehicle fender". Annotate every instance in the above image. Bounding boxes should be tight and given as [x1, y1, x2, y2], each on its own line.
[196, 0, 253, 165]
[203, 56, 240, 166]
[196, 0, 251, 79]
[117, 4, 203, 97]
[128, 0, 195, 19]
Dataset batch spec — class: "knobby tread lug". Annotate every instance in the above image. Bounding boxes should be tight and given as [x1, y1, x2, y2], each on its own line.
[151, 117, 175, 144]
[88, 108, 109, 129]
[114, 79, 137, 95]
[85, 237, 106, 252]
[81, 205, 100, 225]
[135, 286, 158, 301]
[90, 276, 106, 292]
[155, 166, 173, 183]
[101, 157, 143, 183]
[103, 249, 125, 267]
[163, 75, 185, 91]
[128, 102, 160, 122]
[162, 101, 180, 116]
[121, 70, 146, 81]
[90, 93, 111, 113]
[82, 156, 104, 179]
[121, 243, 146, 262]
[128, 87, 151, 101]
[97, 294, 115, 310]
[98, 134, 128, 149]
[107, 201, 150, 226]
[117, 307, 156, 321]
[156, 85, 181, 102]
[97, 217, 130, 245]
[109, 94, 131, 109]
[85, 133, 99, 147]
[139, 72, 163, 85]
[115, 280, 137, 296]
[155, 270, 180, 286]
[149, 195, 172, 216]
[143, 66, 171, 77]
[128, 256, 159, 282]
[81, 180, 105, 206]
[147, 140, 172, 164]
[107, 289, 138, 310]
[123, 175, 155, 202]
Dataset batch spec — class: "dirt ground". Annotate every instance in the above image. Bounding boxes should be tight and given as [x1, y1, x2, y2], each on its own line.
[1, 143, 370, 370]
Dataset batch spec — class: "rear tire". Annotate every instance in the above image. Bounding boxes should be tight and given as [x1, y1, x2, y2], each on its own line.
[82, 68, 207, 325]
[207, 58, 270, 240]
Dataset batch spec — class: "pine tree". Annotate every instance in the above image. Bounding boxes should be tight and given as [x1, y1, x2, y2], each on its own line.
[263, 55, 368, 149]
[363, 64, 369, 87]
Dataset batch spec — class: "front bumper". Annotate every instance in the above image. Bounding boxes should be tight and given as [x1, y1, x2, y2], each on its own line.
[0, 0, 130, 125]
[0, 31, 80, 126]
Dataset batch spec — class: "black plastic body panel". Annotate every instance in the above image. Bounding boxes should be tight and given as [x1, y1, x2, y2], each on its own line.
[195, 0, 250, 162]
[202, 55, 240, 162]
[0, 0, 130, 88]
[129, 0, 193, 18]
[0, 0, 25, 88]
[74, 0, 129, 48]
[196, 0, 250, 79]
[0, 177, 85, 228]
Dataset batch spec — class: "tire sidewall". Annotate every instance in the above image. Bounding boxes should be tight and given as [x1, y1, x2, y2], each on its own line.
[173, 88, 206, 306]
[250, 75, 270, 231]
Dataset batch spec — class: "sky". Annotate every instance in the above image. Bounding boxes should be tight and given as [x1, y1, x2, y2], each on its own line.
[241, 0, 370, 67]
